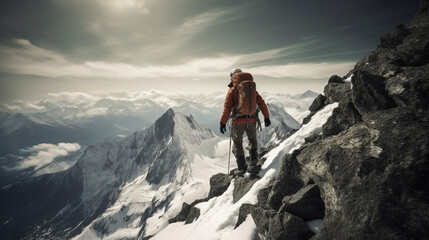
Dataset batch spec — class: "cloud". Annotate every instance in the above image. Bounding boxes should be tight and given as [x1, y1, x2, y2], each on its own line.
[137, 9, 229, 59]
[15, 143, 81, 170]
[0, 38, 353, 80]
[247, 62, 355, 79]
[177, 10, 228, 35]
[47, 92, 101, 103]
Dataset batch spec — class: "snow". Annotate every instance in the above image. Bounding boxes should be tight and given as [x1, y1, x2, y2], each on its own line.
[152, 103, 338, 240]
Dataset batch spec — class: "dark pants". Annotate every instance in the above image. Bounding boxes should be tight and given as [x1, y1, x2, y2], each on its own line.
[232, 122, 258, 170]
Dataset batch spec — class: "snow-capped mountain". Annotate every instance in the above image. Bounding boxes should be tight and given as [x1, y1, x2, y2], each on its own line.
[258, 103, 301, 148]
[150, 103, 338, 240]
[0, 90, 309, 187]
[0, 109, 229, 240]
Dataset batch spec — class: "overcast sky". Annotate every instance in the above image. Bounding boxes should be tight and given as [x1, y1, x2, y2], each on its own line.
[0, 0, 419, 102]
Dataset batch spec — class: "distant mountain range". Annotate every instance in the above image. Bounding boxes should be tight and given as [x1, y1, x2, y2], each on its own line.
[0, 90, 317, 186]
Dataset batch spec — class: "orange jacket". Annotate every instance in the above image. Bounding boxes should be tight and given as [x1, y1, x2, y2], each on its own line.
[220, 87, 269, 125]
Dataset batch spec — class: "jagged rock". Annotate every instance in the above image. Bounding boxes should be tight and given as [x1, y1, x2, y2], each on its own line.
[304, 133, 321, 143]
[253, 2, 429, 240]
[322, 100, 362, 137]
[296, 107, 429, 240]
[323, 81, 352, 104]
[265, 213, 313, 240]
[352, 71, 397, 116]
[278, 184, 325, 221]
[328, 75, 344, 83]
[233, 177, 258, 203]
[385, 64, 429, 115]
[207, 173, 230, 199]
[235, 203, 253, 228]
[184, 206, 200, 224]
[309, 94, 327, 112]
[168, 201, 201, 225]
[267, 150, 310, 210]
[168, 202, 194, 224]
[251, 207, 312, 240]
[257, 186, 272, 205]
[302, 112, 315, 125]
[380, 24, 411, 48]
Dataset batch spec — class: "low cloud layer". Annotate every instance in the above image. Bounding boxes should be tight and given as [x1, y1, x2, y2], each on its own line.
[15, 143, 81, 170]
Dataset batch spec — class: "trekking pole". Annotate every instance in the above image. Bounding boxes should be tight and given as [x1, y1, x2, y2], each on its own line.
[227, 122, 232, 175]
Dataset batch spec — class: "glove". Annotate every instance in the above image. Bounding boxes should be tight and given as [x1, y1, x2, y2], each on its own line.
[220, 123, 226, 134]
[264, 118, 271, 127]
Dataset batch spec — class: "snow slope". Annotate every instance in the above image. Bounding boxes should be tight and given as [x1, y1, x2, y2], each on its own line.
[152, 103, 338, 240]
[71, 109, 232, 240]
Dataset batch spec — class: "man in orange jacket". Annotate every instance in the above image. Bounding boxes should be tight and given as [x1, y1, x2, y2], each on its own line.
[220, 68, 271, 175]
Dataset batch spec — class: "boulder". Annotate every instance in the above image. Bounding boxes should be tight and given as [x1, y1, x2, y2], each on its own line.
[251, 206, 313, 240]
[352, 71, 397, 116]
[267, 150, 310, 210]
[279, 184, 325, 221]
[169, 202, 195, 224]
[323, 82, 352, 104]
[184, 206, 200, 224]
[265, 213, 313, 240]
[309, 94, 327, 112]
[322, 100, 362, 137]
[207, 173, 231, 199]
[235, 203, 254, 228]
[328, 75, 344, 83]
[233, 177, 258, 203]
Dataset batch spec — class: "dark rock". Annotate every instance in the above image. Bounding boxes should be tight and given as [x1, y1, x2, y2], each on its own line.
[168, 202, 193, 223]
[235, 203, 254, 228]
[265, 213, 313, 240]
[309, 94, 327, 112]
[385, 64, 429, 115]
[233, 177, 258, 203]
[296, 107, 429, 240]
[208, 173, 231, 199]
[184, 206, 200, 224]
[279, 184, 325, 221]
[169, 202, 201, 224]
[267, 150, 310, 210]
[304, 133, 321, 143]
[302, 112, 315, 125]
[323, 81, 352, 104]
[352, 71, 397, 116]
[380, 24, 411, 48]
[257, 186, 272, 205]
[251, 206, 313, 240]
[322, 100, 362, 137]
[253, 3, 429, 240]
[250, 206, 276, 237]
[328, 75, 344, 83]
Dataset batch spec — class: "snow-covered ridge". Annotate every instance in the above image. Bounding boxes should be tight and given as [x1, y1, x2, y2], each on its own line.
[152, 103, 338, 240]
[71, 108, 229, 239]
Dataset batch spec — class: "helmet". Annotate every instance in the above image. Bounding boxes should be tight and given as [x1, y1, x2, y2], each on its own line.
[230, 68, 242, 77]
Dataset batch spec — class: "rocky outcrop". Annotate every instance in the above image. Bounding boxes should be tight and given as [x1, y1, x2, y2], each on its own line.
[169, 173, 231, 224]
[246, 1, 429, 239]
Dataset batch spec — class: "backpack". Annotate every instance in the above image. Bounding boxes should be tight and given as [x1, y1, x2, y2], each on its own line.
[231, 72, 257, 116]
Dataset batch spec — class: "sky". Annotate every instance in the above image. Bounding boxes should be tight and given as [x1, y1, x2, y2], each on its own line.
[0, 0, 419, 103]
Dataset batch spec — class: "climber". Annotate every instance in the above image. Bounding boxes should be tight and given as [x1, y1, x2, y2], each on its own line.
[220, 68, 271, 176]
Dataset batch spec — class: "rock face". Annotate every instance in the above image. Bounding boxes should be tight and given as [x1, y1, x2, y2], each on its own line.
[248, 1, 429, 239]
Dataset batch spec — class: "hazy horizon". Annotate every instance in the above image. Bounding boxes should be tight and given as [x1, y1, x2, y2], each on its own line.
[0, 0, 419, 103]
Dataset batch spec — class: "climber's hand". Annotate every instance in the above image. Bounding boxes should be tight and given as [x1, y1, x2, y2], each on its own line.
[220, 123, 226, 134]
[264, 118, 271, 127]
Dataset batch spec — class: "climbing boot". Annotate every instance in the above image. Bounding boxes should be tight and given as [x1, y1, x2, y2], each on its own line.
[249, 149, 259, 166]
[236, 155, 247, 172]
